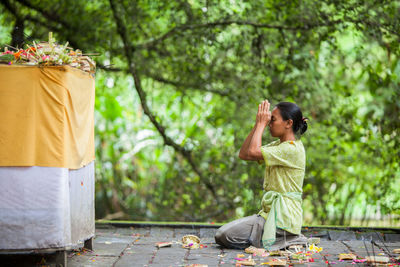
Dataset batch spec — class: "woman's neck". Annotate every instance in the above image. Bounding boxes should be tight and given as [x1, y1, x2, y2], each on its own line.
[279, 132, 296, 143]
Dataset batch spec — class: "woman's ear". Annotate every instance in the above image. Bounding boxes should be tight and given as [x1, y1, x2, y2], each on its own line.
[285, 119, 293, 129]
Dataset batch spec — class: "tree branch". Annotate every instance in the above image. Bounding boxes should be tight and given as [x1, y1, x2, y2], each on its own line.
[1, 0, 25, 47]
[11, 0, 81, 48]
[24, 15, 62, 33]
[96, 63, 123, 72]
[143, 71, 235, 99]
[136, 19, 340, 49]
[108, 0, 220, 202]
[13, 0, 71, 30]
[1, 0, 20, 19]
[96, 63, 236, 100]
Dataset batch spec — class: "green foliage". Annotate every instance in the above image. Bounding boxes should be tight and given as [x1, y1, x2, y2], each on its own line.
[1, 0, 399, 225]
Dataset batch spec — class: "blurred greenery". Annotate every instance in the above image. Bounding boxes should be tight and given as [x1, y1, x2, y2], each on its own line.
[0, 0, 399, 226]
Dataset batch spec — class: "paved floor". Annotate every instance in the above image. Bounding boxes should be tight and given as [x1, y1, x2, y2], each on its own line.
[1, 223, 400, 266]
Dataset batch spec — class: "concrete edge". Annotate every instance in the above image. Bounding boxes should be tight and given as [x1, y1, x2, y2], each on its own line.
[95, 220, 400, 233]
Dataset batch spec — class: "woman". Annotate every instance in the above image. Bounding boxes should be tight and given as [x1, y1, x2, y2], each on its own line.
[215, 100, 308, 250]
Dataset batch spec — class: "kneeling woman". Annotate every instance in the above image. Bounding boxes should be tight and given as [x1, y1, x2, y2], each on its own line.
[215, 100, 308, 250]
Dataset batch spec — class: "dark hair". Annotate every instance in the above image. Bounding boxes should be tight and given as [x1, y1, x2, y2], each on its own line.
[275, 102, 308, 135]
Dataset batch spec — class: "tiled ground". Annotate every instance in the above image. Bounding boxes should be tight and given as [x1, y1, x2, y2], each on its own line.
[1, 224, 399, 266]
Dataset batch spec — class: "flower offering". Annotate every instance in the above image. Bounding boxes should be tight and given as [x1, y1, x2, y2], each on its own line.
[0, 32, 95, 74]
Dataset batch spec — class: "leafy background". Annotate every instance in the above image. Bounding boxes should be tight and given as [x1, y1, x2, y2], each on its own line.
[1, 0, 399, 226]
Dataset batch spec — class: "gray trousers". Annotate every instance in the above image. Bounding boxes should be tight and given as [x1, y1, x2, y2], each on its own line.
[215, 214, 305, 250]
[214, 214, 265, 249]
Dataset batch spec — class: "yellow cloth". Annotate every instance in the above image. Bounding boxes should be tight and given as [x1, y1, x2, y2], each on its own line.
[0, 65, 95, 169]
[258, 140, 306, 245]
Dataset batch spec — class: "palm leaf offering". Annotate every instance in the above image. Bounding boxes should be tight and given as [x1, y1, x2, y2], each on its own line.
[0, 32, 95, 74]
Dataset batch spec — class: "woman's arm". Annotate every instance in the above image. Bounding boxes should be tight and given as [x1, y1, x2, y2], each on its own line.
[239, 100, 271, 161]
[239, 125, 257, 160]
[246, 123, 265, 160]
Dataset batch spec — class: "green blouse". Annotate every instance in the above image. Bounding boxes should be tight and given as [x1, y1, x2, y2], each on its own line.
[258, 139, 306, 248]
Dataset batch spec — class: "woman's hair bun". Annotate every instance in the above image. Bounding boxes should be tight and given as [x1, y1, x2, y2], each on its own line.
[300, 118, 308, 135]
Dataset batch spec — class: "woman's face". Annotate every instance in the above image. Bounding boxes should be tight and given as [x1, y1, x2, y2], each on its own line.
[269, 107, 291, 137]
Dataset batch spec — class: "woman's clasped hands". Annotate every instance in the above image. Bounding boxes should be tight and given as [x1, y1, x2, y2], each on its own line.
[256, 99, 271, 127]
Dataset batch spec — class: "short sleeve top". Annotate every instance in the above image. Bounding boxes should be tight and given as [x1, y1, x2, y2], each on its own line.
[259, 139, 306, 234]
[260, 139, 305, 193]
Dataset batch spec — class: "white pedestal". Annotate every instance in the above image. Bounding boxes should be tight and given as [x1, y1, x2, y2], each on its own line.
[0, 161, 95, 250]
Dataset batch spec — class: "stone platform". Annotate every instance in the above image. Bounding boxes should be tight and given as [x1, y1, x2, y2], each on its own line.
[1, 222, 399, 266]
